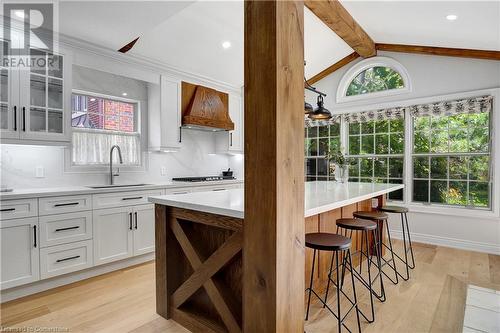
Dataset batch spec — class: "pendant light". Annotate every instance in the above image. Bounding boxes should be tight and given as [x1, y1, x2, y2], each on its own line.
[304, 77, 331, 120]
[309, 95, 332, 120]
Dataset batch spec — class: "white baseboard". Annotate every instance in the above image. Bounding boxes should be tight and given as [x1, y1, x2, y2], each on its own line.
[390, 229, 500, 255]
[0, 253, 155, 303]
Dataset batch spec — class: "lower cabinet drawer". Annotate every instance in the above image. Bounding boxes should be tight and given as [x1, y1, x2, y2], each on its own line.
[40, 240, 93, 279]
[39, 211, 92, 248]
[0, 199, 38, 221]
[92, 189, 164, 209]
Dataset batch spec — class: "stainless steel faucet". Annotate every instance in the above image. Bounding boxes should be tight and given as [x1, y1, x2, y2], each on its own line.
[109, 145, 123, 185]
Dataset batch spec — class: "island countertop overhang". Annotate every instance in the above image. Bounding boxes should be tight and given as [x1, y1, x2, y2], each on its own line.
[148, 181, 404, 219]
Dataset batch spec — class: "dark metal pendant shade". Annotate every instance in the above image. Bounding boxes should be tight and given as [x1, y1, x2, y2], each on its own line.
[308, 95, 332, 120]
[304, 101, 314, 114]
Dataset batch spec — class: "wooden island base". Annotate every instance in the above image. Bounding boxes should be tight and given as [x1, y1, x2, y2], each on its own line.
[154, 195, 386, 333]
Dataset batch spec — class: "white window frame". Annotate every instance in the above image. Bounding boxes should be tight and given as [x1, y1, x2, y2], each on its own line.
[337, 56, 412, 104]
[332, 88, 500, 220]
[64, 89, 147, 174]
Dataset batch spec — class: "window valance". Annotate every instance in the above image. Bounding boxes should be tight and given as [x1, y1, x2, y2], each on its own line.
[304, 114, 341, 128]
[343, 107, 405, 123]
[342, 95, 492, 123]
[408, 95, 492, 118]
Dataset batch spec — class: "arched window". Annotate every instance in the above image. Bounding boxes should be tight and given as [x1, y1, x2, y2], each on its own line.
[337, 57, 411, 103]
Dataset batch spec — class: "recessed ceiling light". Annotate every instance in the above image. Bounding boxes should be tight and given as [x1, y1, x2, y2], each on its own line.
[222, 41, 231, 49]
[89, 98, 96, 102]
[14, 11, 24, 19]
[446, 14, 458, 21]
[122, 92, 127, 96]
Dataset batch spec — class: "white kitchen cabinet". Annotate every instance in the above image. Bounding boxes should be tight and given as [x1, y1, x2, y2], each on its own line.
[0, 40, 72, 143]
[148, 75, 182, 152]
[0, 217, 40, 290]
[39, 211, 93, 248]
[39, 194, 92, 216]
[132, 204, 155, 256]
[92, 189, 163, 210]
[93, 203, 156, 265]
[40, 240, 93, 279]
[93, 207, 134, 266]
[0, 198, 38, 220]
[216, 92, 243, 153]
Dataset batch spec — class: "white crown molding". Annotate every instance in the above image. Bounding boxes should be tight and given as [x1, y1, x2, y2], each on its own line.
[57, 33, 242, 94]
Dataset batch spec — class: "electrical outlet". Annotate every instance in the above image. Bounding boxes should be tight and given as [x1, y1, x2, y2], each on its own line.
[160, 167, 167, 176]
[35, 166, 45, 178]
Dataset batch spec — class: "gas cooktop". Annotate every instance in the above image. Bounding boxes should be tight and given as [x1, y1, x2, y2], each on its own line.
[172, 176, 236, 182]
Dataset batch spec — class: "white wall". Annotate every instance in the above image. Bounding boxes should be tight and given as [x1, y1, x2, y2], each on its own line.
[307, 51, 500, 254]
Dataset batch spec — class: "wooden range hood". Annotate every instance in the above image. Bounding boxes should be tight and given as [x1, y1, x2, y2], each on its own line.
[181, 81, 234, 131]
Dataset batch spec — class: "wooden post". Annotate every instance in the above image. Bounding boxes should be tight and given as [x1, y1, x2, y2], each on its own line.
[244, 1, 305, 332]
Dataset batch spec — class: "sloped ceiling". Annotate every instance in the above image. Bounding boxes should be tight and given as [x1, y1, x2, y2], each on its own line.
[341, 0, 500, 51]
[58, 1, 499, 88]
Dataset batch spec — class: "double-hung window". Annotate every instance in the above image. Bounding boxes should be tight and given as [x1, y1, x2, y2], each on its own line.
[411, 96, 492, 208]
[305, 118, 341, 181]
[345, 109, 405, 200]
[71, 91, 141, 166]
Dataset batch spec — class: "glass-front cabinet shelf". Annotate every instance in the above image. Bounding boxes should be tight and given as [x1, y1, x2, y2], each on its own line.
[0, 40, 71, 143]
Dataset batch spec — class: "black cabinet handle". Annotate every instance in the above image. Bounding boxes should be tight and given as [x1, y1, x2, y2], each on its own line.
[13, 106, 17, 131]
[129, 212, 133, 230]
[212, 188, 226, 192]
[179, 126, 182, 143]
[0, 208, 15, 212]
[230, 132, 233, 146]
[55, 226, 79, 232]
[22, 107, 26, 131]
[122, 196, 143, 201]
[54, 202, 79, 207]
[134, 212, 138, 229]
[33, 225, 37, 248]
[56, 255, 80, 263]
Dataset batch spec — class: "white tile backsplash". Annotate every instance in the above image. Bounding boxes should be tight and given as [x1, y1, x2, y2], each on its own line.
[1, 130, 233, 189]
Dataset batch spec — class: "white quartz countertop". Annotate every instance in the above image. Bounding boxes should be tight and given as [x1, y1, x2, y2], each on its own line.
[148, 181, 404, 219]
[0, 180, 244, 200]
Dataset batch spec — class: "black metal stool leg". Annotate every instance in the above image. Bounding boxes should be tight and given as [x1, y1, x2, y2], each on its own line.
[305, 249, 316, 321]
[335, 251, 341, 333]
[380, 219, 399, 284]
[347, 250, 362, 333]
[405, 212, 416, 269]
[372, 227, 386, 302]
[398, 212, 411, 281]
[363, 230, 375, 323]
[323, 251, 335, 308]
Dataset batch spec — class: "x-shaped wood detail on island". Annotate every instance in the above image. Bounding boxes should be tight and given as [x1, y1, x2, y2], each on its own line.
[155, 206, 244, 333]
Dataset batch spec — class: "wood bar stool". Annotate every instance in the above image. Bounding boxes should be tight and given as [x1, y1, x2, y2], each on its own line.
[379, 206, 416, 281]
[305, 233, 361, 333]
[335, 218, 385, 323]
[353, 211, 399, 285]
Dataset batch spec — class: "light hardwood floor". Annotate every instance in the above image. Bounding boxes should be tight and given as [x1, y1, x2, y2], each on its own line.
[1, 241, 499, 333]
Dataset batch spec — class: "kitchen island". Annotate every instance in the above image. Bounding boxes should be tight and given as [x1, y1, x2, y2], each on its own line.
[149, 181, 403, 333]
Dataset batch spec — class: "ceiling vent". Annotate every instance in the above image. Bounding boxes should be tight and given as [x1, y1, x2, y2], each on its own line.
[181, 82, 234, 131]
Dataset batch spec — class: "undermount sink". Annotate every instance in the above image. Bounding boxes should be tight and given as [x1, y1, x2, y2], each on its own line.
[86, 183, 151, 189]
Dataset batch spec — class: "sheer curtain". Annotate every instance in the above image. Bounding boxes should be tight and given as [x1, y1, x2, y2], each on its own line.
[72, 131, 141, 165]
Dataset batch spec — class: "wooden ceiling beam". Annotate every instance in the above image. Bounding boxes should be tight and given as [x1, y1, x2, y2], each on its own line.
[306, 52, 359, 85]
[305, 0, 376, 58]
[376, 43, 500, 61]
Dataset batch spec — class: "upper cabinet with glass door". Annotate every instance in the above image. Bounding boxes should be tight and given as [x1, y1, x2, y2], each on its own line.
[0, 39, 72, 143]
